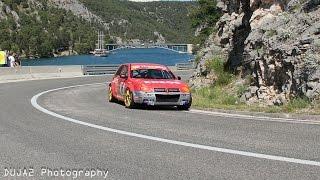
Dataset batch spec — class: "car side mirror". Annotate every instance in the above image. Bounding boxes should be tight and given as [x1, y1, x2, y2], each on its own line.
[120, 74, 127, 79]
[177, 76, 181, 80]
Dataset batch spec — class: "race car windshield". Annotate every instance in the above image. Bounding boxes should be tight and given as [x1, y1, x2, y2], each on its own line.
[131, 69, 175, 79]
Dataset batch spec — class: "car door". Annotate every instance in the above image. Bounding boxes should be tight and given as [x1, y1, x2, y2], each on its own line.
[112, 65, 123, 99]
[117, 65, 128, 99]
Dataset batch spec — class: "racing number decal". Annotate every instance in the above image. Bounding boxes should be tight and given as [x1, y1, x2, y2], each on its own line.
[119, 82, 126, 96]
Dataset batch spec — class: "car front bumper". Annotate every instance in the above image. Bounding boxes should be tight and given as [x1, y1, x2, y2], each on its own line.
[133, 91, 192, 106]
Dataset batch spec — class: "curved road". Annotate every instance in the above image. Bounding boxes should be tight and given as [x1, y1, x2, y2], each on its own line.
[1, 75, 320, 179]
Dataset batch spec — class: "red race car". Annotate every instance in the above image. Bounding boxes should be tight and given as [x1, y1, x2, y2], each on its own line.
[108, 63, 192, 110]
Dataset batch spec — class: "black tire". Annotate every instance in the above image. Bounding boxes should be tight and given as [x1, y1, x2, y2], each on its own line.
[177, 104, 191, 111]
[177, 97, 192, 111]
[124, 89, 136, 109]
[108, 86, 116, 102]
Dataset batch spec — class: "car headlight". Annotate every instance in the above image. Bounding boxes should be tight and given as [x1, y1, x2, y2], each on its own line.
[181, 86, 190, 93]
[141, 84, 153, 93]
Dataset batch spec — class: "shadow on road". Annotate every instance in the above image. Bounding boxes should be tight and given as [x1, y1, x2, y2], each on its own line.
[110, 100, 185, 111]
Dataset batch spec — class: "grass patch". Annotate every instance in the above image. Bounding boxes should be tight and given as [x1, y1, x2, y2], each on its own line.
[192, 57, 241, 109]
[283, 97, 311, 113]
[192, 86, 239, 107]
[266, 29, 277, 37]
[193, 57, 242, 109]
[192, 91, 317, 114]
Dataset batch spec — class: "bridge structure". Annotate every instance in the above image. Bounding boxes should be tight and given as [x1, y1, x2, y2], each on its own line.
[106, 43, 193, 54]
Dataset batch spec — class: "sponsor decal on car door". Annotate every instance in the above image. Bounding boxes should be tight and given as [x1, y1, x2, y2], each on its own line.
[118, 65, 128, 98]
[119, 81, 126, 96]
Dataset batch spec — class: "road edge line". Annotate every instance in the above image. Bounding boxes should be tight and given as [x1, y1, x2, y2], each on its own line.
[189, 109, 320, 125]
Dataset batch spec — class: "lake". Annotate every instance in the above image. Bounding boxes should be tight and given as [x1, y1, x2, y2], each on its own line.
[21, 48, 194, 66]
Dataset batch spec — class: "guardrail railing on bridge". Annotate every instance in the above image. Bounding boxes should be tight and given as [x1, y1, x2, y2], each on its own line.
[175, 62, 195, 71]
[82, 64, 119, 75]
[82, 63, 195, 76]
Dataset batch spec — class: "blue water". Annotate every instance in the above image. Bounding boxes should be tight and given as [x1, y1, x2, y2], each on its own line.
[22, 48, 194, 66]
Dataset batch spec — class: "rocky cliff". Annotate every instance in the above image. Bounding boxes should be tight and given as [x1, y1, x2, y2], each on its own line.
[48, 0, 110, 30]
[191, 0, 320, 105]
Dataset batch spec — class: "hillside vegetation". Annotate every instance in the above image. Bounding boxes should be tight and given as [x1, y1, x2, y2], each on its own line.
[0, 0, 197, 58]
[0, 0, 99, 57]
[79, 0, 196, 43]
[190, 0, 221, 47]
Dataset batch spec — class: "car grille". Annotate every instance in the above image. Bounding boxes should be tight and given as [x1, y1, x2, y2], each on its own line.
[155, 94, 180, 102]
[154, 88, 180, 93]
[168, 88, 180, 92]
[154, 88, 166, 92]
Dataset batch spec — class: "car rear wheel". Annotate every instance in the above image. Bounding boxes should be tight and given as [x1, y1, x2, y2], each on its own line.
[108, 86, 116, 102]
[124, 89, 136, 109]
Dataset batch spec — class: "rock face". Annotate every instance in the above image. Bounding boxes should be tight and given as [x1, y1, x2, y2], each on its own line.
[153, 31, 166, 44]
[0, 0, 108, 30]
[48, 0, 111, 30]
[0, 1, 21, 26]
[190, 0, 320, 105]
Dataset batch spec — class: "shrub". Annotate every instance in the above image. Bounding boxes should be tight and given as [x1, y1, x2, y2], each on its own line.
[205, 57, 234, 85]
[237, 84, 248, 97]
[195, 55, 201, 65]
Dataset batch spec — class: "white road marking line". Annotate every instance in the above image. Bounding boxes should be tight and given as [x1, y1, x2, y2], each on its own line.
[31, 83, 320, 167]
[189, 109, 320, 125]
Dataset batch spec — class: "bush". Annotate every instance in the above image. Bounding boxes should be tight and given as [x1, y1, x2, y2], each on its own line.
[237, 84, 248, 97]
[194, 55, 201, 64]
[205, 57, 234, 85]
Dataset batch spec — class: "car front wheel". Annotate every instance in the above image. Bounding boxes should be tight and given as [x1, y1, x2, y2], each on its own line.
[124, 89, 136, 109]
[177, 98, 192, 111]
[177, 104, 191, 111]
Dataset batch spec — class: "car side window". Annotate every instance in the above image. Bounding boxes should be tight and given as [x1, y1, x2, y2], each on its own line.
[115, 65, 123, 76]
[120, 65, 128, 77]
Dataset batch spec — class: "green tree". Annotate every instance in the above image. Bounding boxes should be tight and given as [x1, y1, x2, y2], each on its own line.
[191, 0, 221, 46]
[191, 0, 221, 28]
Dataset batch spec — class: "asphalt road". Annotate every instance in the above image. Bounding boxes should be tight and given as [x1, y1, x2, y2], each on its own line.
[0, 74, 320, 179]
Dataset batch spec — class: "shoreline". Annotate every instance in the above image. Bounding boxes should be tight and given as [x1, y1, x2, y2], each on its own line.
[21, 50, 80, 61]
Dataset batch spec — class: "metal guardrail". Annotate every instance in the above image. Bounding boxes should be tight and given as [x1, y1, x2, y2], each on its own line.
[175, 62, 195, 71]
[82, 64, 120, 75]
[82, 63, 195, 75]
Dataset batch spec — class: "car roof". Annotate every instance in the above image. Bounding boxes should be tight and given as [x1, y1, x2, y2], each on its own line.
[122, 63, 169, 70]
[123, 63, 167, 67]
